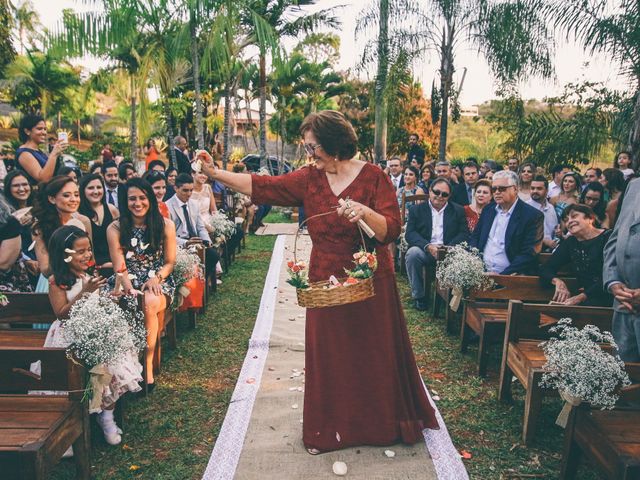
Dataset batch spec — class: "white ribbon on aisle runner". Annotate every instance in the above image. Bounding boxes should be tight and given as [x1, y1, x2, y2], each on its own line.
[202, 235, 285, 480]
[202, 234, 468, 480]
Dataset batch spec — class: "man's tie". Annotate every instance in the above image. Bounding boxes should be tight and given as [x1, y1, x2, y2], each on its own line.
[467, 185, 473, 203]
[182, 204, 197, 238]
[107, 189, 115, 205]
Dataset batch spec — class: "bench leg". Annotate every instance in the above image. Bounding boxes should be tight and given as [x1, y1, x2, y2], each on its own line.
[188, 309, 197, 329]
[498, 357, 514, 403]
[523, 371, 544, 445]
[477, 322, 489, 377]
[166, 311, 177, 350]
[560, 407, 582, 480]
[73, 409, 91, 480]
[460, 316, 470, 353]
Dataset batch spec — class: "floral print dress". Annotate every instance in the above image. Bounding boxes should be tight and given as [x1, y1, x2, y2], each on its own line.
[107, 226, 175, 301]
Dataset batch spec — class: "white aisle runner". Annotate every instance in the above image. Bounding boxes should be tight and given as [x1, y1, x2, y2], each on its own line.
[202, 235, 468, 480]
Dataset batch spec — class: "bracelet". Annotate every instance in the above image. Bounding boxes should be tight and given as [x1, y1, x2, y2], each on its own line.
[155, 271, 165, 282]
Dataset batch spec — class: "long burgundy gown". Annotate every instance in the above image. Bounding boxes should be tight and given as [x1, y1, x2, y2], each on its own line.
[251, 162, 439, 452]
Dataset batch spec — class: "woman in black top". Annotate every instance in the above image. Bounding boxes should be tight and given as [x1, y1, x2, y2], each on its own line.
[540, 204, 612, 307]
[79, 173, 119, 277]
[0, 193, 33, 292]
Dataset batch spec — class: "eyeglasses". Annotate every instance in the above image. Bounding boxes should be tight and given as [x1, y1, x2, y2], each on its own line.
[431, 188, 450, 198]
[303, 143, 322, 156]
[491, 185, 515, 193]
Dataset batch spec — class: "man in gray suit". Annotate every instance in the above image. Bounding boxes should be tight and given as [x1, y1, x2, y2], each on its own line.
[166, 173, 219, 276]
[603, 178, 640, 361]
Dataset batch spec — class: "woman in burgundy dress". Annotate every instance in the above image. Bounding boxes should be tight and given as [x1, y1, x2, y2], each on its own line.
[201, 110, 438, 453]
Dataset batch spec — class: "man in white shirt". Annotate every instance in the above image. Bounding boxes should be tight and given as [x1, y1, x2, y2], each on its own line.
[470, 170, 544, 275]
[387, 157, 404, 190]
[548, 164, 571, 199]
[405, 178, 469, 310]
[526, 175, 558, 251]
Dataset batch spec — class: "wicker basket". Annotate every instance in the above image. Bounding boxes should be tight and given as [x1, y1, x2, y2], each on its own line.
[292, 211, 376, 309]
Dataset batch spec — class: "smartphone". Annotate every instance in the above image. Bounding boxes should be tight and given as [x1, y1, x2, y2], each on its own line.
[57, 132, 68, 142]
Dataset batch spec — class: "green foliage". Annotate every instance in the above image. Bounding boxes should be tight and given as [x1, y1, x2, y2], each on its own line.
[0, 0, 15, 75]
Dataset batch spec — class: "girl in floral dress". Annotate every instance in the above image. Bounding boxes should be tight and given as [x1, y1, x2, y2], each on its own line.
[42, 225, 143, 445]
[106, 178, 176, 389]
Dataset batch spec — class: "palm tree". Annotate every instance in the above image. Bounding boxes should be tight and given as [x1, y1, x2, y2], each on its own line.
[2, 50, 79, 117]
[541, 0, 640, 162]
[0, 0, 16, 75]
[239, 0, 340, 167]
[11, 0, 40, 54]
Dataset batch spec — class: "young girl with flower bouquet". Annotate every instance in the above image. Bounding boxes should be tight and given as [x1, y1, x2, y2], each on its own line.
[37, 225, 143, 446]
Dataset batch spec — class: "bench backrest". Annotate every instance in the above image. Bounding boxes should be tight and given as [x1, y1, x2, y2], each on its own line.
[400, 193, 428, 224]
[0, 293, 56, 326]
[505, 299, 613, 343]
[0, 347, 84, 399]
[469, 275, 578, 303]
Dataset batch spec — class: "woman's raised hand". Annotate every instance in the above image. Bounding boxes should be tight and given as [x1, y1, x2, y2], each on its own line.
[51, 139, 68, 157]
[337, 199, 368, 224]
[81, 274, 107, 294]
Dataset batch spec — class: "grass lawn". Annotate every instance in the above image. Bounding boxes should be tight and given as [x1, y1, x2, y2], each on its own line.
[262, 209, 295, 224]
[51, 235, 276, 480]
[50, 234, 600, 479]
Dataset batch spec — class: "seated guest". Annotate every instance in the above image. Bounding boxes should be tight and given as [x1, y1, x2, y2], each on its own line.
[4, 170, 38, 277]
[102, 161, 121, 208]
[147, 159, 166, 174]
[397, 165, 425, 211]
[405, 178, 469, 310]
[517, 162, 535, 201]
[58, 165, 80, 184]
[164, 166, 177, 201]
[583, 167, 602, 187]
[89, 161, 103, 176]
[418, 164, 435, 191]
[435, 160, 457, 183]
[464, 179, 492, 232]
[79, 173, 120, 277]
[192, 171, 218, 232]
[480, 160, 499, 178]
[118, 162, 137, 183]
[0, 193, 33, 292]
[165, 173, 220, 283]
[387, 156, 404, 190]
[580, 181, 609, 228]
[526, 175, 558, 251]
[600, 167, 624, 202]
[470, 170, 543, 275]
[143, 171, 170, 218]
[540, 204, 612, 306]
[550, 171, 581, 221]
[548, 163, 572, 198]
[451, 162, 480, 206]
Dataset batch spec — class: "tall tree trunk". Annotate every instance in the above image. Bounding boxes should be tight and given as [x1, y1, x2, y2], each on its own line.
[280, 106, 286, 174]
[373, 0, 389, 164]
[76, 119, 81, 146]
[223, 85, 232, 170]
[245, 92, 259, 150]
[130, 74, 138, 164]
[438, 30, 455, 163]
[259, 53, 268, 167]
[164, 100, 177, 169]
[630, 86, 640, 168]
[191, 18, 205, 150]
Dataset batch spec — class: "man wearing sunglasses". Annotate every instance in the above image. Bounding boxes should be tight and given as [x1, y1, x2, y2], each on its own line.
[405, 178, 469, 310]
[469, 170, 544, 275]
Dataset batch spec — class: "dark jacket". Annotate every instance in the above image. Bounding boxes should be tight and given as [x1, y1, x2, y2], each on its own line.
[407, 145, 425, 165]
[405, 201, 469, 251]
[174, 148, 192, 174]
[469, 199, 544, 275]
[451, 182, 473, 206]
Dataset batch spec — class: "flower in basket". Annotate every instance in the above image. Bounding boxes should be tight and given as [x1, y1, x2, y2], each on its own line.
[208, 211, 237, 247]
[539, 319, 631, 427]
[172, 246, 204, 309]
[62, 292, 146, 412]
[435, 242, 494, 311]
[344, 249, 377, 280]
[286, 260, 309, 289]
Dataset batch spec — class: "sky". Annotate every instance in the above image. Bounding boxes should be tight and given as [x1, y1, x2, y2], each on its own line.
[33, 0, 629, 106]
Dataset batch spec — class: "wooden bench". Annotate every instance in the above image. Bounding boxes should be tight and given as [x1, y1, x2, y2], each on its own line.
[561, 363, 640, 479]
[0, 347, 90, 479]
[498, 300, 613, 444]
[460, 275, 578, 377]
[399, 193, 428, 275]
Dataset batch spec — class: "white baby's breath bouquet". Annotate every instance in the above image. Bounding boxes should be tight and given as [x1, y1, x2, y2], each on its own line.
[540, 319, 631, 427]
[208, 211, 236, 246]
[435, 242, 494, 311]
[62, 292, 146, 411]
[172, 245, 204, 309]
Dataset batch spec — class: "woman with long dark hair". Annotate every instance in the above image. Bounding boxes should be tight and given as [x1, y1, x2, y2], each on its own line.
[31, 176, 92, 292]
[16, 114, 68, 184]
[106, 178, 176, 388]
[580, 181, 609, 228]
[0, 192, 33, 292]
[142, 171, 170, 218]
[550, 171, 581, 220]
[79, 173, 120, 278]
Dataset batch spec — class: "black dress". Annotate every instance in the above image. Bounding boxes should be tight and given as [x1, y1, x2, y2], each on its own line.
[91, 206, 114, 278]
[540, 230, 613, 306]
[0, 217, 33, 292]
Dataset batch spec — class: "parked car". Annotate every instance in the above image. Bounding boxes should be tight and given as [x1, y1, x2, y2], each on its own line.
[240, 154, 292, 176]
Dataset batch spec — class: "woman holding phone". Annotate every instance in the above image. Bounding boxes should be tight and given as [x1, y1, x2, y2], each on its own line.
[16, 115, 68, 185]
